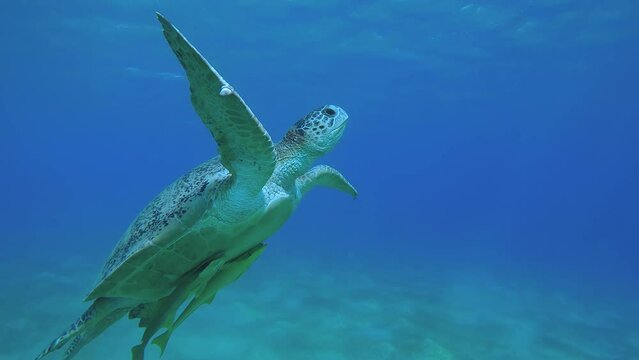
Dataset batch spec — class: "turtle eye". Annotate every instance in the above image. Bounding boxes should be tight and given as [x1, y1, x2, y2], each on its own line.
[322, 108, 336, 117]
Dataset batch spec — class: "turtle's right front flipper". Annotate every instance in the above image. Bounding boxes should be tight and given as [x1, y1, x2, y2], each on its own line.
[156, 13, 275, 194]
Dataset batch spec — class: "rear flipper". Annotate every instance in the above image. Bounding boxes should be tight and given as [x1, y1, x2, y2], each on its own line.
[35, 297, 135, 360]
[62, 305, 132, 360]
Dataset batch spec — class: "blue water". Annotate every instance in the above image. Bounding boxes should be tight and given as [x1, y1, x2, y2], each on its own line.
[1, 1, 638, 359]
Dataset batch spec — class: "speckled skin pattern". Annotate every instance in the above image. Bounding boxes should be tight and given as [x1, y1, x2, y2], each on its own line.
[104, 160, 225, 277]
[90, 102, 351, 302]
[35, 13, 356, 360]
[87, 158, 229, 300]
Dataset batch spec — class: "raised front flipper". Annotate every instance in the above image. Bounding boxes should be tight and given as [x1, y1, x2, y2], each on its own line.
[157, 13, 275, 194]
[151, 244, 267, 355]
[296, 165, 358, 199]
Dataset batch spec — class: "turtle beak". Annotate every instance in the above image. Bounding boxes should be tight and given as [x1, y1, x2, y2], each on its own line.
[329, 105, 348, 131]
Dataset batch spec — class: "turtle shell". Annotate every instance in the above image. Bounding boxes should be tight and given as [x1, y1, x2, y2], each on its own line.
[85, 158, 231, 301]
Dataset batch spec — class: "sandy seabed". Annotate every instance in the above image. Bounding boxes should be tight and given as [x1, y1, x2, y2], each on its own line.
[2, 251, 638, 360]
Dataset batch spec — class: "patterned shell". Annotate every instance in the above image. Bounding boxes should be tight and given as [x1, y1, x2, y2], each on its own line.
[85, 157, 230, 301]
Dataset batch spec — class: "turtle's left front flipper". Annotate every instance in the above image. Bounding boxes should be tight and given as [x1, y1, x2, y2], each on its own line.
[296, 165, 357, 199]
[157, 13, 275, 194]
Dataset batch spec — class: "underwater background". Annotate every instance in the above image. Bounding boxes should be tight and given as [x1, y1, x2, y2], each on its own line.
[1, 1, 638, 359]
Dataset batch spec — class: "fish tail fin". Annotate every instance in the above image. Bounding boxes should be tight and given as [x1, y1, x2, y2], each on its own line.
[152, 330, 172, 356]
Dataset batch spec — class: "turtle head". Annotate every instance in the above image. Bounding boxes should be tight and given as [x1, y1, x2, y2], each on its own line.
[286, 105, 348, 154]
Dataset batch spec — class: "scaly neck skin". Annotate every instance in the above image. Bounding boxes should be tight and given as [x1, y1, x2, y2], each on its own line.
[272, 134, 320, 191]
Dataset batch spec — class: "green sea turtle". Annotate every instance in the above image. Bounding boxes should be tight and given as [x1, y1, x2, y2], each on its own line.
[35, 12, 356, 360]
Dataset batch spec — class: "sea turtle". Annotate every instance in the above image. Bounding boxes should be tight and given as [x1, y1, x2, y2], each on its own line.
[36, 12, 356, 360]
